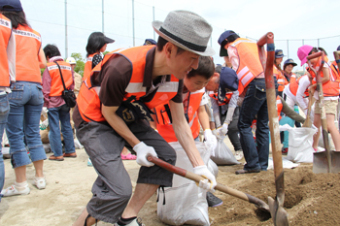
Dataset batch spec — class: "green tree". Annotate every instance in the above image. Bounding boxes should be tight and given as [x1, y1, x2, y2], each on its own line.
[103, 50, 110, 55]
[71, 52, 85, 76]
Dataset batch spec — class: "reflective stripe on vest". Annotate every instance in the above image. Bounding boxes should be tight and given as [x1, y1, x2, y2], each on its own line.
[77, 46, 179, 122]
[13, 25, 42, 83]
[155, 90, 204, 142]
[307, 62, 340, 97]
[0, 15, 12, 87]
[229, 38, 264, 95]
[47, 61, 73, 97]
[274, 66, 288, 92]
[83, 53, 96, 81]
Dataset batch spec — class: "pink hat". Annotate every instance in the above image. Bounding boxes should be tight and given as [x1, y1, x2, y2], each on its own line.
[297, 45, 313, 66]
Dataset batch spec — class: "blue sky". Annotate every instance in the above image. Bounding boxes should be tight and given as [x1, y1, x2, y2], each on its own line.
[21, 0, 340, 71]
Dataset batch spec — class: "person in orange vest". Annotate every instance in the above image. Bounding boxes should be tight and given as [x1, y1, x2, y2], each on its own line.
[73, 11, 217, 226]
[274, 49, 288, 97]
[83, 32, 115, 81]
[0, 10, 16, 199]
[153, 56, 223, 207]
[297, 45, 340, 152]
[205, 65, 243, 160]
[218, 30, 278, 174]
[0, 0, 48, 197]
[42, 44, 76, 161]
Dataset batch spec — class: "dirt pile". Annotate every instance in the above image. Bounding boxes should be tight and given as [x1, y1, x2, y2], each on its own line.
[208, 164, 340, 226]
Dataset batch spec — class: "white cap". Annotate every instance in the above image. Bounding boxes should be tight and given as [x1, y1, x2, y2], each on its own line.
[66, 57, 76, 65]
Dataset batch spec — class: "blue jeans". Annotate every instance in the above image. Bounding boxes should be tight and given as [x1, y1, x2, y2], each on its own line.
[6, 82, 46, 168]
[0, 93, 10, 197]
[48, 104, 75, 157]
[238, 78, 277, 171]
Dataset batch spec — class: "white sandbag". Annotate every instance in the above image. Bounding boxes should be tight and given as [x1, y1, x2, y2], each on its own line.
[286, 127, 317, 163]
[207, 159, 218, 178]
[157, 141, 210, 226]
[210, 137, 239, 165]
[268, 157, 299, 169]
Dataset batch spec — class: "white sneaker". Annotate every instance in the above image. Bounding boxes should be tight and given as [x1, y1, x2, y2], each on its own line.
[234, 150, 244, 161]
[1, 184, 30, 197]
[34, 177, 46, 189]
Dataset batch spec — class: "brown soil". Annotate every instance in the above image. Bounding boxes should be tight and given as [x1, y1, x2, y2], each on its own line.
[1, 149, 339, 226]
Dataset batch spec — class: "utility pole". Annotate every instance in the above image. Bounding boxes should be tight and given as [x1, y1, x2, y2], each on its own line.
[287, 40, 289, 59]
[102, 0, 104, 33]
[65, 0, 68, 57]
[132, 0, 135, 46]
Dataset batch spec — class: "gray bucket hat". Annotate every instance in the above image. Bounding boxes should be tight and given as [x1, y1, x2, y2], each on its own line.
[152, 10, 215, 56]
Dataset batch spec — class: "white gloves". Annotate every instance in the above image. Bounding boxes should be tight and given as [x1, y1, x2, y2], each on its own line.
[203, 129, 217, 153]
[133, 142, 158, 167]
[39, 119, 49, 130]
[193, 165, 217, 191]
[216, 123, 229, 139]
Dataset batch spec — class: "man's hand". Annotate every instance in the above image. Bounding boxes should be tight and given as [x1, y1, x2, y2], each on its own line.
[193, 165, 217, 191]
[133, 142, 158, 167]
[215, 123, 229, 139]
[203, 129, 217, 153]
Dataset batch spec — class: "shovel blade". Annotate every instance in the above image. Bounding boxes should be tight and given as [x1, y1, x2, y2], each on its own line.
[268, 197, 289, 226]
[313, 151, 340, 173]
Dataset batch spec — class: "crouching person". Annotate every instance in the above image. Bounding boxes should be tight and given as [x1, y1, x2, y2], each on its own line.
[73, 10, 217, 226]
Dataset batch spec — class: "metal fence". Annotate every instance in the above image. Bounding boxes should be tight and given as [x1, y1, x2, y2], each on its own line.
[21, 0, 340, 72]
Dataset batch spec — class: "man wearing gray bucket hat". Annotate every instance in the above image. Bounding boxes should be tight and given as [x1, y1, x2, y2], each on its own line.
[73, 10, 217, 226]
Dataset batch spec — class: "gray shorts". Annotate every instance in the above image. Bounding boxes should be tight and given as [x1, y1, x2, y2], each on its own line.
[76, 120, 176, 224]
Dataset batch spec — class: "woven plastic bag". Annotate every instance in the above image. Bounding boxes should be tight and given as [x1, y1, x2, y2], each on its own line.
[285, 127, 317, 163]
[210, 137, 239, 165]
[157, 141, 210, 226]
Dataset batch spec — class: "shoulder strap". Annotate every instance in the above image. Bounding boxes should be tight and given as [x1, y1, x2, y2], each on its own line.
[55, 61, 67, 91]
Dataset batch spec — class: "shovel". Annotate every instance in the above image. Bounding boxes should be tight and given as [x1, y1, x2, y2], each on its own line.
[302, 74, 315, 128]
[310, 52, 340, 173]
[257, 32, 289, 226]
[147, 156, 270, 212]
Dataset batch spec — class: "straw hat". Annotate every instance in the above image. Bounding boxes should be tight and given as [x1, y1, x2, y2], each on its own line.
[152, 10, 215, 56]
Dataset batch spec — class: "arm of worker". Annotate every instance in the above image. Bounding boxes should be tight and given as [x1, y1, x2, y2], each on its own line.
[280, 96, 305, 124]
[102, 105, 157, 167]
[38, 48, 47, 69]
[198, 105, 217, 152]
[7, 32, 16, 82]
[296, 76, 310, 114]
[216, 90, 239, 138]
[170, 100, 217, 190]
[42, 69, 51, 108]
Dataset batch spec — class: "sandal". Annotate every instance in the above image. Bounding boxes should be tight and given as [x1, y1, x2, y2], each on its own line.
[84, 214, 98, 226]
[121, 153, 137, 160]
[49, 155, 64, 161]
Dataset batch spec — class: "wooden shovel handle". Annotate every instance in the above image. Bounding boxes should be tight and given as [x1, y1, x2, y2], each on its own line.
[147, 156, 269, 210]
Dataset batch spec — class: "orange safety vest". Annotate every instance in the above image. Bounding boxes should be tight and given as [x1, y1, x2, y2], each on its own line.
[0, 14, 12, 88]
[77, 46, 180, 123]
[83, 53, 96, 81]
[289, 75, 309, 97]
[274, 66, 288, 92]
[276, 96, 283, 121]
[155, 90, 204, 142]
[13, 24, 42, 84]
[46, 61, 73, 96]
[227, 38, 264, 96]
[209, 92, 233, 106]
[306, 60, 339, 97]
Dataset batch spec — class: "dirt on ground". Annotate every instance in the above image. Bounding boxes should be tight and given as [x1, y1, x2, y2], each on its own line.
[0, 148, 339, 226]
